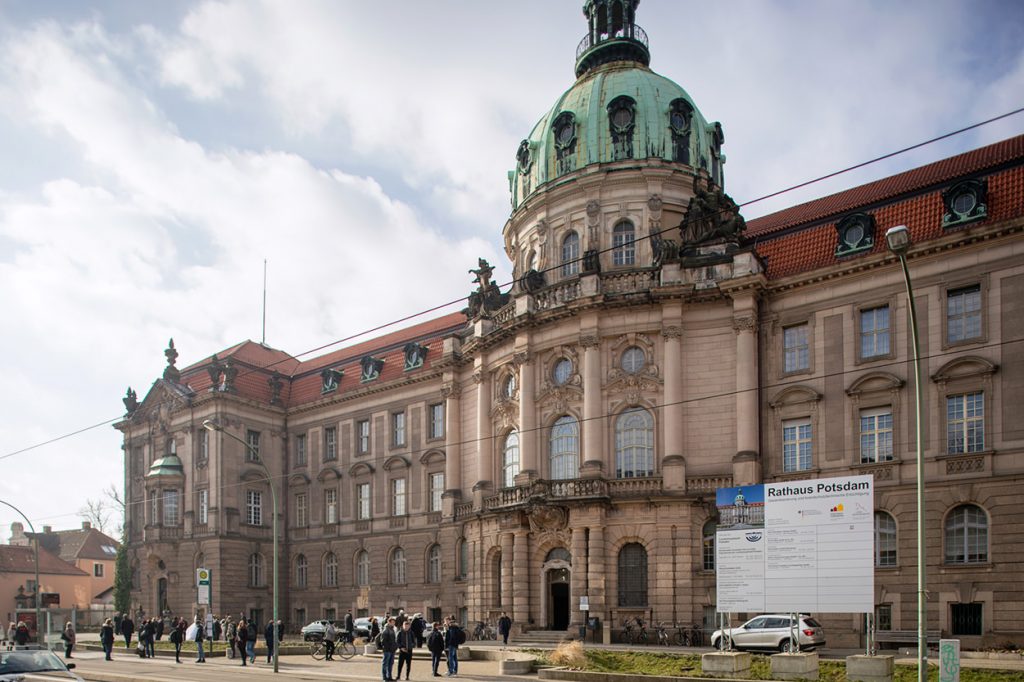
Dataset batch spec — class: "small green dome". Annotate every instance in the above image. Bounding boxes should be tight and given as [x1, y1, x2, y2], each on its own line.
[146, 454, 184, 479]
[510, 1, 724, 211]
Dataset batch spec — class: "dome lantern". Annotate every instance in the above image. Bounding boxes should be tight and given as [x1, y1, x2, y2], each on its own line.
[576, 0, 649, 77]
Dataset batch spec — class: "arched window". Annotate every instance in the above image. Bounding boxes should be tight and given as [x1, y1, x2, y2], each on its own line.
[323, 552, 338, 587]
[612, 221, 636, 266]
[356, 550, 370, 587]
[248, 553, 264, 587]
[617, 543, 648, 607]
[457, 538, 469, 580]
[549, 416, 579, 480]
[875, 512, 897, 567]
[702, 521, 716, 571]
[615, 408, 654, 478]
[295, 554, 308, 588]
[503, 431, 520, 488]
[621, 346, 646, 374]
[546, 547, 571, 564]
[494, 552, 503, 606]
[427, 544, 442, 584]
[561, 231, 580, 277]
[945, 504, 988, 564]
[391, 547, 407, 585]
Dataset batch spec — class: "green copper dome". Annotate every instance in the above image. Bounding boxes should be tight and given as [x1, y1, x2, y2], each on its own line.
[510, 0, 724, 211]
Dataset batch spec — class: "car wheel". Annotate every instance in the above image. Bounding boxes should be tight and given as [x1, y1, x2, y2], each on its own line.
[779, 639, 793, 653]
[716, 636, 730, 651]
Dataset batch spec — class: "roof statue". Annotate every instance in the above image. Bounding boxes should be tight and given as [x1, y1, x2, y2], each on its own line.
[463, 258, 510, 320]
[680, 182, 746, 251]
[122, 387, 138, 415]
[163, 338, 181, 382]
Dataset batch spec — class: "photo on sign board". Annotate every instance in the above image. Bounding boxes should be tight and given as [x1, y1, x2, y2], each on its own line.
[715, 485, 765, 530]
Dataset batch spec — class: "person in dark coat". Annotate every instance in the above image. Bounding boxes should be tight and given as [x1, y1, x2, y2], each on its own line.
[345, 611, 355, 643]
[444, 616, 463, 677]
[497, 612, 512, 647]
[396, 620, 414, 680]
[113, 613, 122, 638]
[13, 623, 30, 646]
[169, 617, 185, 663]
[427, 622, 445, 677]
[369, 617, 381, 642]
[155, 617, 164, 641]
[120, 615, 134, 649]
[265, 620, 276, 663]
[100, 618, 115, 661]
[193, 615, 206, 663]
[411, 615, 425, 647]
[236, 619, 249, 666]
[379, 618, 398, 681]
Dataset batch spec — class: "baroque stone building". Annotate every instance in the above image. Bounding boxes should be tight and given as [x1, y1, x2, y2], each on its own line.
[116, 0, 1024, 648]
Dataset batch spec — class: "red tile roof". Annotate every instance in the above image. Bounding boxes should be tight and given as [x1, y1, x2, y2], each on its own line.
[0, 545, 88, 576]
[747, 134, 1024, 238]
[26, 527, 119, 563]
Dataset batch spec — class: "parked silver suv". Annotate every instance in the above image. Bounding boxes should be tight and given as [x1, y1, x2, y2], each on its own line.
[711, 614, 825, 652]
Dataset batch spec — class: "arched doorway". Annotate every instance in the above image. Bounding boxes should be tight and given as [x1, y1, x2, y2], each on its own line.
[541, 548, 571, 630]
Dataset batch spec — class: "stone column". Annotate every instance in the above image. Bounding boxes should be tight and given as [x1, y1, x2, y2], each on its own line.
[512, 530, 530, 630]
[580, 333, 604, 477]
[587, 522, 607, 639]
[517, 353, 538, 482]
[500, 532, 514, 612]
[474, 366, 493, 508]
[733, 294, 760, 485]
[661, 325, 686, 491]
[570, 526, 588, 628]
[442, 381, 462, 516]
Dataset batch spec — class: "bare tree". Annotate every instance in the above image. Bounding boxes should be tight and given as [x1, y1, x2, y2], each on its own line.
[78, 498, 110, 534]
[78, 484, 126, 537]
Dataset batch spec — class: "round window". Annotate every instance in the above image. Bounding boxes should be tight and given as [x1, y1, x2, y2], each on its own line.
[621, 346, 646, 375]
[953, 191, 976, 215]
[844, 223, 865, 247]
[503, 374, 517, 399]
[557, 123, 574, 145]
[670, 111, 687, 131]
[612, 106, 633, 128]
[553, 358, 573, 386]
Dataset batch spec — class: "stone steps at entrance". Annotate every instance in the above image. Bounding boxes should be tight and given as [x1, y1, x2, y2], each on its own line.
[518, 629, 575, 645]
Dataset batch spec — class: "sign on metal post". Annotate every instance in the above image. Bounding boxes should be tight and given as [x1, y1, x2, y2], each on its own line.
[579, 596, 590, 611]
[196, 567, 211, 606]
[939, 639, 961, 682]
[715, 474, 874, 613]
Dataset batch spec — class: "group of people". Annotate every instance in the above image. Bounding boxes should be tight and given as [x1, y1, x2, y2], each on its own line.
[378, 614, 465, 680]
[2, 622, 33, 648]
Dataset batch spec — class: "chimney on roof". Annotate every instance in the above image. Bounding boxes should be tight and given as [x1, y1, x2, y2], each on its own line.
[82, 521, 91, 530]
[42, 525, 52, 534]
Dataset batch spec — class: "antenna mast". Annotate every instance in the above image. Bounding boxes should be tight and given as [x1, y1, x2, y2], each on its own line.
[262, 259, 267, 345]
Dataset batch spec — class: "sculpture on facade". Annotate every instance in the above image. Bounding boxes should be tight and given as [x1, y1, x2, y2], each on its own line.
[679, 183, 746, 250]
[463, 258, 510, 320]
[123, 387, 139, 415]
[163, 338, 181, 382]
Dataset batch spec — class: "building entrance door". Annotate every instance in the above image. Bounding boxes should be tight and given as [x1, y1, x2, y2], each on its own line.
[550, 582, 569, 630]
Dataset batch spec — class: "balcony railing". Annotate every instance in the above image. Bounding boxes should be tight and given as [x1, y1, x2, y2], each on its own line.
[534, 280, 581, 311]
[601, 268, 658, 295]
[607, 476, 663, 497]
[454, 502, 475, 520]
[575, 24, 649, 60]
[686, 475, 733, 494]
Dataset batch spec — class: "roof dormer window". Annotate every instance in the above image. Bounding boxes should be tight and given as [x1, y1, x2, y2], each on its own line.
[552, 111, 577, 176]
[943, 179, 987, 228]
[607, 96, 636, 160]
[361, 356, 384, 383]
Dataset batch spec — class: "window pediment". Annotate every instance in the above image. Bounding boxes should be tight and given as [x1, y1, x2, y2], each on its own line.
[419, 449, 446, 466]
[931, 355, 997, 383]
[349, 462, 375, 477]
[382, 455, 410, 472]
[240, 468, 269, 483]
[317, 466, 342, 483]
[769, 385, 822, 409]
[288, 473, 311, 486]
[846, 371, 904, 397]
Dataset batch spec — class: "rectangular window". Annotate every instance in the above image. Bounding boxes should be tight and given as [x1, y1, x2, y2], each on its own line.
[357, 483, 371, 520]
[246, 490, 263, 526]
[94, 563, 104, 577]
[392, 478, 407, 516]
[162, 489, 180, 526]
[947, 392, 984, 454]
[324, 427, 337, 461]
[295, 609, 307, 630]
[951, 603, 983, 636]
[245, 429, 261, 462]
[295, 493, 307, 528]
[295, 434, 307, 466]
[782, 418, 812, 472]
[357, 420, 370, 454]
[860, 407, 894, 463]
[392, 412, 406, 447]
[198, 489, 208, 525]
[875, 604, 892, 631]
[860, 305, 890, 358]
[429, 403, 445, 440]
[947, 285, 982, 343]
[325, 489, 338, 524]
[783, 323, 809, 372]
[150, 494, 158, 525]
[197, 430, 209, 461]
[429, 472, 445, 512]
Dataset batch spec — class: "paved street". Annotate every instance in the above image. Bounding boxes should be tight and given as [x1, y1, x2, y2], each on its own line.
[65, 647, 511, 682]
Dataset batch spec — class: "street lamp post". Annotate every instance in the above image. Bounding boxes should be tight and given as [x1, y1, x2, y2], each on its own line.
[885, 225, 926, 682]
[203, 419, 279, 673]
[0, 500, 41, 643]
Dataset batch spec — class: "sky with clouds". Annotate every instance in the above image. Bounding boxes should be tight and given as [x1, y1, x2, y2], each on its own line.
[0, 0, 1022, 540]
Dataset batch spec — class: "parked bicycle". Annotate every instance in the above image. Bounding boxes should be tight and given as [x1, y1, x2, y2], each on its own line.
[656, 622, 672, 646]
[472, 621, 497, 641]
[309, 637, 356, 661]
[621, 617, 649, 645]
[676, 624, 703, 647]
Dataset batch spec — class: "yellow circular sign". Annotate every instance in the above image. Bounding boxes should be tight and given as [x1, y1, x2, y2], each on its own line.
[198, 569, 209, 580]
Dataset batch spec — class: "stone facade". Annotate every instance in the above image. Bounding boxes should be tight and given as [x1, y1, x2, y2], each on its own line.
[116, 3, 1024, 649]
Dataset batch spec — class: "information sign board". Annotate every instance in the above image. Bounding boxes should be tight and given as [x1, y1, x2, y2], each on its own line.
[196, 567, 211, 606]
[716, 474, 874, 613]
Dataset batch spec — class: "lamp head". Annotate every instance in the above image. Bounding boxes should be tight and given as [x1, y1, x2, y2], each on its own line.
[885, 225, 911, 255]
[202, 419, 221, 432]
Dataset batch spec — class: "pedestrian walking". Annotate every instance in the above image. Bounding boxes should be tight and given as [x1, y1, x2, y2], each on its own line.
[345, 611, 355, 643]
[100, 618, 115, 660]
[427, 622, 445, 677]
[379, 617, 398, 681]
[120, 614, 134, 649]
[396, 620, 414, 680]
[169, 617, 185, 663]
[140, 618, 155, 658]
[265, 620, 276, 663]
[60, 621, 75, 659]
[225, 618, 237, 659]
[236, 619, 248, 666]
[324, 620, 337, 660]
[370, 617, 381, 643]
[444, 615, 463, 677]
[497, 612, 512, 647]
[411, 614, 425, 647]
[246, 616, 257, 663]
[13, 623, 30, 646]
[193, 615, 207, 663]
